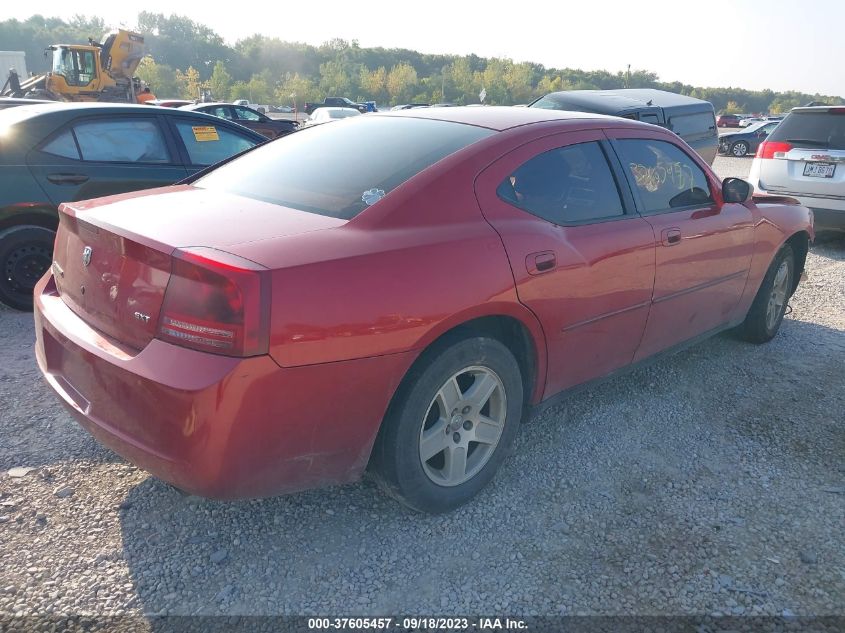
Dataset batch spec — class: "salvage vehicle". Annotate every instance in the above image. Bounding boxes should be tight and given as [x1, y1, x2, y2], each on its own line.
[181, 102, 298, 139]
[529, 89, 718, 164]
[0, 103, 266, 310]
[34, 107, 813, 513]
[718, 120, 780, 157]
[749, 105, 845, 232]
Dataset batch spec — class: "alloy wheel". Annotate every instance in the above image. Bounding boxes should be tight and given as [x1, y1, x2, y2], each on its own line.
[766, 260, 790, 331]
[418, 366, 507, 487]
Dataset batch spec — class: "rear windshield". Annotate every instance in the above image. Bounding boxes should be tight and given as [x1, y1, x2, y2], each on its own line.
[531, 95, 566, 110]
[767, 111, 845, 150]
[194, 116, 494, 219]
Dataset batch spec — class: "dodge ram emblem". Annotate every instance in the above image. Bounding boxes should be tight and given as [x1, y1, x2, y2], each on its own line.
[82, 246, 93, 267]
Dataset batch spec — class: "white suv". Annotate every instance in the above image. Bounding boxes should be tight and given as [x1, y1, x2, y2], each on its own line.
[749, 106, 845, 232]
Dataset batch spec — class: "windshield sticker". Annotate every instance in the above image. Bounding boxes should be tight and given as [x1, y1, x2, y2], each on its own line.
[362, 188, 386, 206]
[192, 126, 220, 142]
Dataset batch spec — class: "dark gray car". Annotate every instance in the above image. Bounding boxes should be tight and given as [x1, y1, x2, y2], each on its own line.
[0, 103, 266, 310]
[529, 89, 718, 164]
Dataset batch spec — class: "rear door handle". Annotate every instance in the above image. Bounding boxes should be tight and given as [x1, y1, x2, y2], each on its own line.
[46, 173, 89, 185]
[661, 228, 682, 246]
[526, 251, 556, 275]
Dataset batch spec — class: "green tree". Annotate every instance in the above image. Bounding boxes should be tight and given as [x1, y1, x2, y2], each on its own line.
[207, 61, 232, 102]
[175, 65, 203, 100]
[446, 57, 477, 104]
[135, 56, 180, 97]
[276, 72, 319, 110]
[360, 66, 387, 103]
[386, 62, 418, 104]
[722, 100, 741, 114]
[319, 59, 353, 96]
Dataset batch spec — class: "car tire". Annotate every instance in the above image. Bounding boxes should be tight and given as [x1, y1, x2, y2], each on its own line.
[738, 244, 794, 344]
[731, 141, 750, 157]
[0, 225, 55, 311]
[369, 336, 524, 514]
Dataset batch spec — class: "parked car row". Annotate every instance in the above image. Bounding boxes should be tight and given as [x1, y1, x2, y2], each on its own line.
[717, 113, 784, 128]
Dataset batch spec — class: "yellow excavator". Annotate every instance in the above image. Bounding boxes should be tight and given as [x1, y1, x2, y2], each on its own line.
[1, 29, 146, 103]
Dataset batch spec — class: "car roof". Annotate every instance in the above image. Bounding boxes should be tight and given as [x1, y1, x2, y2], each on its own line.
[376, 105, 624, 131]
[180, 102, 233, 110]
[0, 101, 267, 139]
[790, 105, 845, 113]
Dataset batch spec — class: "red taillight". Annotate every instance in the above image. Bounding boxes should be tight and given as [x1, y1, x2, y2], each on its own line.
[756, 140, 793, 159]
[157, 247, 270, 357]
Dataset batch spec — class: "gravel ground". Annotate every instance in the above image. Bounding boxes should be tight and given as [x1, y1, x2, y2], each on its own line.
[0, 155, 843, 623]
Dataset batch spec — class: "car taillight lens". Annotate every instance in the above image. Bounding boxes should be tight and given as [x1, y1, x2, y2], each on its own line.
[157, 247, 270, 357]
[756, 140, 793, 159]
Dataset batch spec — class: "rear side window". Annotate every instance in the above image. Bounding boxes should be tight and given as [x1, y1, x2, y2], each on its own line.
[616, 139, 713, 213]
[497, 141, 624, 224]
[42, 130, 80, 159]
[767, 111, 845, 150]
[174, 121, 258, 166]
[73, 120, 170, 163]
[194, 116, 493, 219]
[207, 106, 232, 120]
[669, 112, 715, 137]
[234, 107, 260, 121]
[42, 119, 170, 162]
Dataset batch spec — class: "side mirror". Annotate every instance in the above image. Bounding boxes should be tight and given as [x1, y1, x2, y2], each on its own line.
[723, 177, 753, 203]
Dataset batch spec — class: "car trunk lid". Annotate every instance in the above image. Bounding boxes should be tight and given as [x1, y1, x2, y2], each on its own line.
[52, 185, 346, 350]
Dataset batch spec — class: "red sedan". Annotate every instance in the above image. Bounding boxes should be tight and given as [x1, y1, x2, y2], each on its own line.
[34, 107, 813, 513]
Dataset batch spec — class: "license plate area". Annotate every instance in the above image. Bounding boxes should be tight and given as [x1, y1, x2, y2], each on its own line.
[803, 161, 835, 178]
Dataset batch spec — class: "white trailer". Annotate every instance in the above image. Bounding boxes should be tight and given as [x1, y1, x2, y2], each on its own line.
[0, 51, 27, 88]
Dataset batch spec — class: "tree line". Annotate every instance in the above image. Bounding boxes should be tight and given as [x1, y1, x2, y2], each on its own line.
[2, 13, 842, 113]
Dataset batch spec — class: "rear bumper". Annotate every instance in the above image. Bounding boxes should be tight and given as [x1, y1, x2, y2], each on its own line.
[34, 273, 414, 499]
[806, 207, 845, 232]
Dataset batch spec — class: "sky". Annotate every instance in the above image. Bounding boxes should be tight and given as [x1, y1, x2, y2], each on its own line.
[5, 0, 844, 97]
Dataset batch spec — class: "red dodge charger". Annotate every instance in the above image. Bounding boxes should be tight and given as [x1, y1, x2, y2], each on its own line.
[34, 107, 813, 513]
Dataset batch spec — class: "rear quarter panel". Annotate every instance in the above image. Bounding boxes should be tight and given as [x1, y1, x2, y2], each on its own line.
[230, 144, 548, 398]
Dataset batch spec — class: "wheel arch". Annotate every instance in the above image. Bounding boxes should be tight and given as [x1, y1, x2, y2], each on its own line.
[0, 207, 59, 234]
[785, 230, 810, 294]
[366, 310, 547, 476]
[410, 305, 547, 406]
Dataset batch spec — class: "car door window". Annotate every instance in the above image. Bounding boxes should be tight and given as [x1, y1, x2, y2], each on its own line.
[234, 107, 261, 121]
[496, 141, 625, 224]
[615, 139, 713, 213]
[208, 106, 233, 120]
[41, 129, 81, 159]
[71, 119, 170, 163]
[174, 120, 258, 166]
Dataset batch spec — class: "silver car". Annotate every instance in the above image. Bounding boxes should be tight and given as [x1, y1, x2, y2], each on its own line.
[749, 106, 845, 231]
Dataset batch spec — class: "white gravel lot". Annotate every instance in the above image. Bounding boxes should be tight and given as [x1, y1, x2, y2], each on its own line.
[0, 155, 843, 626]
